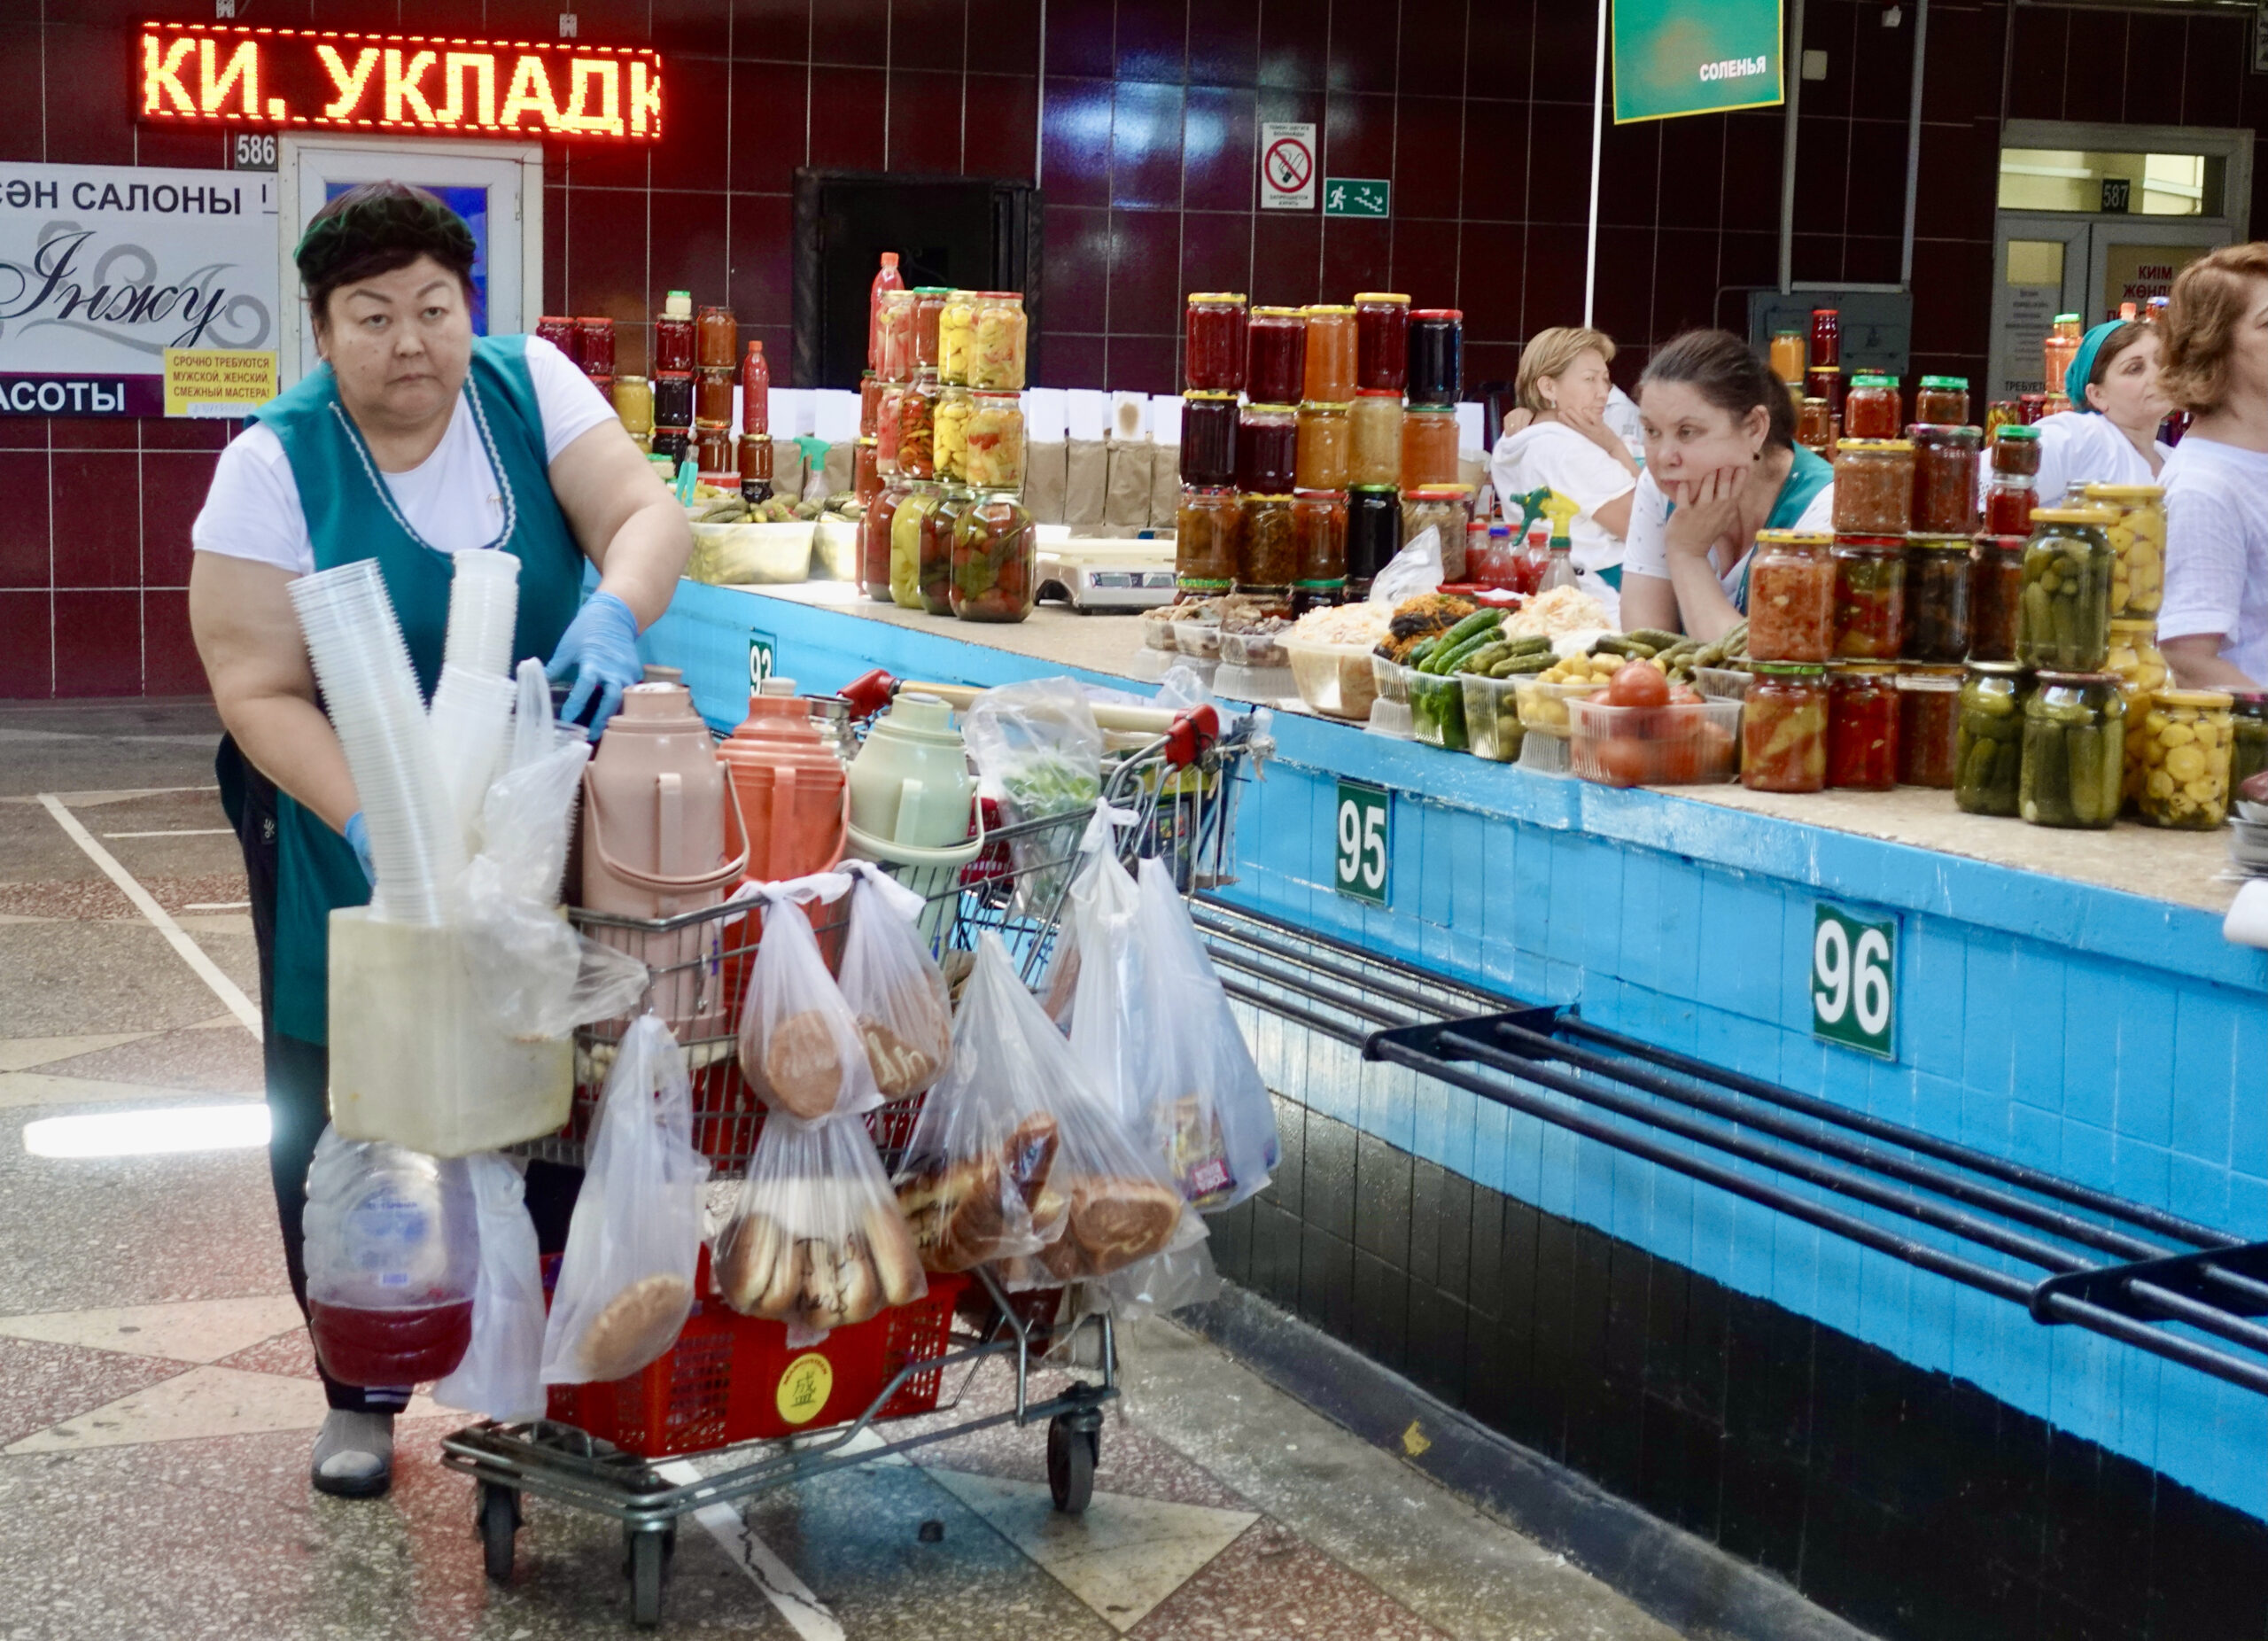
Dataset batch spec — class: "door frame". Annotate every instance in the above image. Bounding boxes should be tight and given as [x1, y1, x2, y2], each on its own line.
[276, 136, 544, 384]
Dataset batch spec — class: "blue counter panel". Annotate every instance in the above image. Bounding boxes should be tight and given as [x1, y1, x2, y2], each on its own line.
[647, 581, 2268, 1520]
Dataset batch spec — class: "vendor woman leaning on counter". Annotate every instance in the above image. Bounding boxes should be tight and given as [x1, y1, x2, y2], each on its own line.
[185, 183, 692, 1499]
[1618, 330, 1837, 641]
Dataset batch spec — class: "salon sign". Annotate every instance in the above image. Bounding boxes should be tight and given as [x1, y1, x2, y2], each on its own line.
[0, 162, 279, 416]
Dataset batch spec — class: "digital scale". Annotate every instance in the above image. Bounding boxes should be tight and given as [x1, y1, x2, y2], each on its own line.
[1037, 540, 1180, 612]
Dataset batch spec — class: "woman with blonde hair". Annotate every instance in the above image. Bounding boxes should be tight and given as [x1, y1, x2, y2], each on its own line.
[2156, 242, 2268, 688]
[1490, 325, 1640, 623]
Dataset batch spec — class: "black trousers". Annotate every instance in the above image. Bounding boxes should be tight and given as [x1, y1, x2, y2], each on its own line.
[218, 737, 582, 1413]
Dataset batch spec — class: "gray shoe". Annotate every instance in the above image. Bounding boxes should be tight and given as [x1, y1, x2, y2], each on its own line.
[311, 1409, 394, 1498]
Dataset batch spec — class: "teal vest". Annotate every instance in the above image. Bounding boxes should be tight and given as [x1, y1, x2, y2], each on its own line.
[255, 335, 586, 1044]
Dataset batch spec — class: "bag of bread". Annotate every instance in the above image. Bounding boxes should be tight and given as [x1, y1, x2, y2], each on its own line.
[891, 934, 1068, 1272]
[712, 1109, 927, 1346]
[734, 873, 882, 1121]
[540, 1015, 711, 1385]
[836, 863, 952, 1100]
[432, 1153, 547, 1422]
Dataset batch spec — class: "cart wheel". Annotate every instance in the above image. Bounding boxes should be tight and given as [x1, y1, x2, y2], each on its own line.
[625, 1527, 672, 1629]
[477, 1484, 520, 1584]
[1047, 1416, 1098, 1516]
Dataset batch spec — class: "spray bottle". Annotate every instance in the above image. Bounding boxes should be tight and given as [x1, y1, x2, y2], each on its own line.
[1538, 491, 1581, 594]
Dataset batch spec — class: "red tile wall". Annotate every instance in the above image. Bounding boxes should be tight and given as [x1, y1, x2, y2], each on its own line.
[4, 1, 2263, 695]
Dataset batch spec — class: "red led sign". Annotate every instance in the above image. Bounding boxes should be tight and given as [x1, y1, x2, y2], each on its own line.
[137, 24, 662, 142]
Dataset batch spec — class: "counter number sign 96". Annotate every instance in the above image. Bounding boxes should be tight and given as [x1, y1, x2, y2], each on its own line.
[1812, 903, 1896, 1059]
[1333, 779, 1390, 906]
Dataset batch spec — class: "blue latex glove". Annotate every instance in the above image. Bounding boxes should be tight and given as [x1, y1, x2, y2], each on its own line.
[343, 812, 377, 886]
[545, 590, 643, 733]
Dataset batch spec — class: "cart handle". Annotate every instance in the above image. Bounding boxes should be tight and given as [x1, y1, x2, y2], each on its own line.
[1162, 704, 1220, 769]
[894, 679, 1203, 739]
[838, 667, 898, 719]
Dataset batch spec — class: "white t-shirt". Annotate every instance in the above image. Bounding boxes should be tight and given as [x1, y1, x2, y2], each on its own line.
[1491, 421, 1638, 622]
[2159, 435, 2268, 682]
[2025, 411, 2171, 504]
[1620, 466, 1837, 604]
[190, 337, 617, 576]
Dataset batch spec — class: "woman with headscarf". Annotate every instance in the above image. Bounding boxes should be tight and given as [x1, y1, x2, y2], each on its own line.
[188, 183, 690, 1497]
[2023, 319, 2175, 502]
[1489, 326, 1640, 625]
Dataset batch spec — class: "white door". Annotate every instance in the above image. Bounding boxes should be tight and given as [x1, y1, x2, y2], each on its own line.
[276, 136, 544, 384]
[1988, 214, 2091, 402]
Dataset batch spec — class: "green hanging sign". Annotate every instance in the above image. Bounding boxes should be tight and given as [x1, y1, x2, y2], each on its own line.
[1612, 0, 1786, 124]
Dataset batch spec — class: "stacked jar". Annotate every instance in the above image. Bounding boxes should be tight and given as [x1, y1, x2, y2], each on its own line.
[867, 277, 922, 603]
[1293, 303, 1356, 603]
[1349, 293, 1411, 595]
[651, 289, 695, 471]
[948, 292, 1033, 622]
[1237, 307, 1308, 595]
[1177, 292, 1248, 595]
[694, 304, 738, 487]
[1402, 308, 1464, 572]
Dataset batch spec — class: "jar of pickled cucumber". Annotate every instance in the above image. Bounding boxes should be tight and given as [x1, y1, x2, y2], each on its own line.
[2082, 482, 2165, 618]
[2019, 671, 2125, 829]
[2104, 618, 2168, 809]
[2230, 689, 2268, 798]
[1956, 661, 2028, 816]
[2137, 688, 2233, 829]
[2016, 507, 2116, 671]
[889, 482, 944, 610]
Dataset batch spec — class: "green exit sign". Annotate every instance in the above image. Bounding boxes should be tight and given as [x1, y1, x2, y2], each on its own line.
[1811, 903, 1896, 1059]
[1324, 177, 1390, 218]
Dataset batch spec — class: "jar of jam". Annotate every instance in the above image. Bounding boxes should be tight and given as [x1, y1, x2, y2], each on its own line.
[1828, 664, 1900, 790]
[1402, 486, 1473, 581]
[1969, 535, 2026, 662]
[1346, 486, 1401, 594]
[1910, 424, 1981, 533]
[1180, 393, 1239, 488]
[652, 371, 694, 428]
[965, 393, 1023, 490]
[537, 315, 580, 364]
[588, 371, 616, 402]
[1985, 472, 2036, 537]
[2229, 689, 2268, 795]
[1832, 439, 1915, 534]
[970, 292, 1028, 391]
[1798, 397, 1835, 455]
[876, 381, 905, 474]
[934, 385, 972, 483]
[739, 432, 773, 500]
[1992, 423, 2041, 477]
[2021, 672, 2125, 829]
[1238, 494, 1297, 589]
[863, 478, 906, 601]
[1349, 391, 1403, 487]
[1896, 665, 1964, 787]
[695, 424, 734, 478]
[1845, 374, 1902, 439]
[578, 317, 615, 375]
[1810, 308, 1841, 370]
[1176, 487, 1239, 587]
[612, 376, 654, 436]
[2083, 482, 2166, 618]
[651, 427, 690, 467]
[2017, 507, 2116, 670]
[897, 372, 938, 480]
[1292, 489, 1348, 585]
[1184, 293, 1248, 393]
[920, 486, 971, 616]
[1744, 665, 1829, 792]
[1354, 293, 1410, 393]
[2137, 688, 2234, 828]
[1770, 329, 1806, 384]
[1831, 535, 1907, 659]
[742, 342, 770, 435]
[1956, 661, 2028, 815]
[854, 436, 881, 507]
[1247, 308, 1308, 407]
[1303, 306, 1358, 402]
[1295, 402, 1350, 491]
[695, 305, 737, 369]
[2016, 392, 2047, 425]
[1807, 366, 1844, 425]
[951, 491, 1037, 623]
[889, 483, 942, 609]
[695, 367, 734, 427]
[1236, 404, 1298, 494]
[911, 287, 950, 370]
[1747, 531, 1837, 661]
[655, 303, 695, 374]
[874, 287, 916, 382]
[1916, 376, 1969, 426]
[1406, 309, 1464, 406]
[1402, 405, 1459, 488]
[938, 291, 977, 386]
[1904, 536, 1973, 662]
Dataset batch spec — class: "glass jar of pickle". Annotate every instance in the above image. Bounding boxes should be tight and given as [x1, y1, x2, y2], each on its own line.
[1184, 293, 1248, 393]
[1798, 397, 1835, 455]
[2017, 507, 2116, 670]
[1294, 401, 1350, 490]
[862, 478, 906, 602]
[1238, 494, 1297, 590]
[1969, 535, 2025, 661]
[1292, 489, 1348, 586]
[1832, 439, 1915, 534]
[1904, 536, 1972, 663]
[897, 372, 938, 480]
[874, 287, 916, 382]
[2021, 672, 2126, 829]
[2082, 482, 2165, 618]
[1910, 424, 1982, 533]
[1915, 376, 1969, 426]
[1346, 486, 1401, 595]
[911, 287, 949, 370]
[1956, 661, 2028, 816]
[1180, 392, 1239, 488]
[2137, 688, 2233, 828]
[876, 381, 905, 474]
[1845, 375, 1902, 439]
[951, 491, 1037, 622]
[1896, 665, 1964, 788]
[889, 482, 943, 610]
[965, 393, 1024, 489]
[1303, 305, 1358, 402]
[1747, 531, 1836, 661]
[970, 292, 1029, 391]
[2105, 618, 2168, 809]
[934, 385, 972, 483]
[1402, 486, 1473, 582]
[937, 290, 977, 386]
[1353, 293, 1410, 393]
[1348, 391, 1403, 487]
[1401, 405, 1459, 488]
[612, 375, 654, 436]
[854, 435, 881, 507]
[920, 486, 971, 616]
[2229, 690, 2268, 796]
[1832, 536, 1907, 659]
[1828, 664, 1900, 790]
[1176, 487, 1239, 588]
[1236, 404, 1298, 494]
[1744, 665, 1829, 793]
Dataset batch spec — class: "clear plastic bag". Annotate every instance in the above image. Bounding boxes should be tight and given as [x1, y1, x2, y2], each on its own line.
[1077, 1238, 1223, 1326]
[302, 1128, 478, 1388]
[734, 873, 880, 1120]
[540, 1015, 711, 1384]
[892, 935, 1068, 1272]
[1060, 809, 1145, 1109]
[432, 1153, 547, 1421]
[965, 678, 1104, 914]
[837, 863, 953, 1101]
[712, 1111, 927, 1346]
[1130, 856, 1278, 1211]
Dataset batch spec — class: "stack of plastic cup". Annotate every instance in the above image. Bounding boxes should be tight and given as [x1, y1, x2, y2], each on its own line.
[289, 561, 465, 925]
[428, 665, 519, 850]
[508, 657, 555, 771]
[442, 549, 521, 679]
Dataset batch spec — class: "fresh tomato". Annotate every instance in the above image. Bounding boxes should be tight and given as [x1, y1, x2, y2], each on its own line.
[1593, 737, 1653, 788]
[1666, 683, 1704, 705]
[1605, 659, 1669, 709]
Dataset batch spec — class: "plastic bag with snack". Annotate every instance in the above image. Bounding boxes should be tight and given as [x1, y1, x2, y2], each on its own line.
[836, 862, 953, 1101]
[712, 1110, 927, 1346]
[891, 935, 1067, 1272]
[734, 873, 882, 1121]
[540, 1015, 711, 1385]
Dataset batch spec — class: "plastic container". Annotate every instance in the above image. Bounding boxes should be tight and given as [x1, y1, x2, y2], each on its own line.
[1295, 401, 1350, 490]
[1570, 697, 1742, 787]
[2021, 671, 2125, 828]
[1832, 439, 1915, 534]
[1916, 377, 1969, 426]
[1464, 673, 1526, 762]
[1303, 306, 1358, 402]
[1406, 309, 1463, 406]
[1180, 393, 1239, 488]
[1831, 535, 1906, 659]
[1247, 307, 1308, 407]
[305, 1138, 476, 1384]
[1401, 405, 1460, 488]
[2137, 688, 2234, 828]
[1184, 293, 1248, 393]
[1747, 531, 1836, 661]
[426, 663, 516, 847]
[2083, 482, 2166, 618]
[1845, 375, 1901, 439]
[1176, 486, 1239, 587]
[1827, 663, 1900, 790]
[1238, 494, 1297, 588]
[2017, 507, 2116, 671]
[1955, 661, 2027, 816]
[1173, 620, 1224, 662]
[1896, 665, 1964, 788]
[1237, 404, 1298, 494]
[1408, 669, 1469, 751]
[1742, 664, 1829, 792]
[845, 691, 975, 851]
[1354, 294, 1410, 393]
[1348, 391, 1404, 487]
[1904, 536, 1972, 663]
[442, 547, 521, 680]
[1282, 635, 1381, 720]
[1514, 677, 1601, 740]
[1910, 424, 1982, 533]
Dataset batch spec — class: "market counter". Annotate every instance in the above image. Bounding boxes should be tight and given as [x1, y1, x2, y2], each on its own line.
[643, 577, 2268, 1522]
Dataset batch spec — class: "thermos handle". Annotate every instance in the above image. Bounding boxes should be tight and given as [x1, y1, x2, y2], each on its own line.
[582, 764, 751, 896]
[892, 776, 925, 844]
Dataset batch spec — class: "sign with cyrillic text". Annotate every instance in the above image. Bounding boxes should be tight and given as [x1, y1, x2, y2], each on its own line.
[138, 23, 664, 143]
[164, 347, 278, 417]
[0, 164, 279, 416]
[1612, 0, 1784, 123]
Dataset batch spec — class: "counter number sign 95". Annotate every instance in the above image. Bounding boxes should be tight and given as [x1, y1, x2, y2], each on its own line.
[1811, 904, 1896, 1058]
[1333, 779, 1390, 906]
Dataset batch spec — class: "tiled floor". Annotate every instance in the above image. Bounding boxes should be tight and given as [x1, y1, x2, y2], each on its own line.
[0, 698, 1680, 1640]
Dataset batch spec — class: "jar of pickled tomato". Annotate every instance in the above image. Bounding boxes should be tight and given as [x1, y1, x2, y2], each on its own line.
[1236, 405, 1297, 494]
[1292, 489, 1348, 585]
[1303, 306, 1357, 402]
[920, 486, 970, 616]
[1896, 665, 1964, 788]
[1353, 293, 1410, 393]
[1832, 439, 1915, 534]
[970, 292, 1028, 391]
[859, 370, 882, 439]
[965, 393, 1024, 490]
[1238, 494, 1298, 590]
[1348, 391, 1403, 487]
[1831, 535, 1907, 659]
[1746, 531, 1836, 662]
[1176, 487, 1239, 587]
[934, 385, 971, 483]
[873, 287, 916, 382]
[1294, 402, 1350, 491]
[937, 291, 977, 386]
[1346, 486, 1401, 595]
[1910, 424, 1982, 533]
[951, 491, 1037, 623]
[911, 288, 949, 370]
[1904, 535, 1972, 663]
[1744, 665, 1829, 792]
[1184, 293, 1248, 393]
[1916, 376, 1969, 426]
[876, 381, 905, 474]
[1247, 308, 1308, 407]
[1401, 405, 1459, 488]
[1828, 663, 1900, 790]
[853, 436, 881, 507]
[1180, 393, 1239, 488]
[862, 478, 907, 602]
[1845, 375, 1902, 439]
[897, 372, 938, 481]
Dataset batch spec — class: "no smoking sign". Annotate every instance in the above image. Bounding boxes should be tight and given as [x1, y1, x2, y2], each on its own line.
[1260, 121, 1317, 211]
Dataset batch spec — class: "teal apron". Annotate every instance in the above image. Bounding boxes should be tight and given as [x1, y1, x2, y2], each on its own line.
[1728, 445, 1835, 614]
[255, 334, 586, 1045]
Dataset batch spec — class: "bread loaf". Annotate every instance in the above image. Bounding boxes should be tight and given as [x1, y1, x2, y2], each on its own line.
[859, 1013, 948, 1100]
[715, 1209, 787, 1313]
[864, 1200, 926, 1306]
[579, 1273, 693, 1380]
[1037, 1175, 1184, 1279]
[758, 1010, 846, 1118]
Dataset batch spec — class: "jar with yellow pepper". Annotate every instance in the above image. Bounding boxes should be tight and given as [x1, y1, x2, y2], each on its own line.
[2138, 688, 2234, 828]
[2104, 618, 2168, 809]
[2083, 482, 2164, 618]
[937, 290, 977, 386]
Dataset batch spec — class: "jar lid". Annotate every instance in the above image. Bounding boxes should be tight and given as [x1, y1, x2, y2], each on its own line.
[2155, 688, 2236, 709]
[1837, 438, 1914, 452]
[1186, 292, 1249, 306]
[2030, 506, 2117, 525]
[1300, 401, 1353, 413]
[2036, 671, 2120, 688]
[1184, 390, 1240, 405]
[1354, 388, 1404, 400]
[739, 432, 772, 446]
[2053, 312, 2082, 324]
[654, 369, 694, 382]
[1898, 665, 1966, 688]
[1179, 485, 1239, 500]
[696, 303, 733, 316]
[1407, 484, 1474, 499]
[579, 315, 614, 328]
[1905, 533, 1972, 548]
[1353, 292, 1410, 305]
[1800, 395, 1830, 408]
[1754, 529, 1833, 547]
[1294, 578, 1349, 588]
[1348, 483, 1400, 496]
[616, 374, 649, 386]
[1252, 306, 1306, 320]
[1921, 376, 1969, 389]
[971, 389, 1021, 404]
[697, 363, 738, 378]
[1304, 304, 1357, 315]
[1995, 424, 2040, 440]
[1807, 363, 1843, 375]
[1851, 373, 1896, 387]
[1410, 308, 1464, 322]
[663, 291, 692, 319]
[1774, 327, 1805, 337]
[1829, 660, 1899, 677]
[911, 285, 952, 297]
[1751, 662, 1828, 678]
[1833, 534, 1906, 549]
[1244, 402, 1298, 416]
[2229, 688, 2268, 707]
[2082, 483, 2165, 502]
[652, 423, 691, 435]
[1292, 487, 1345, 500]
[1910, 423, 1982, 445]
[855, 434, 878, 448]
[1976, 533, 2027, 550]
[1405, 401, 1458, 414]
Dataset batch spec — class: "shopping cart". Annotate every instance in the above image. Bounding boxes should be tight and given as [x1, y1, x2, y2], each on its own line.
[440, 680, 1268, 1627]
